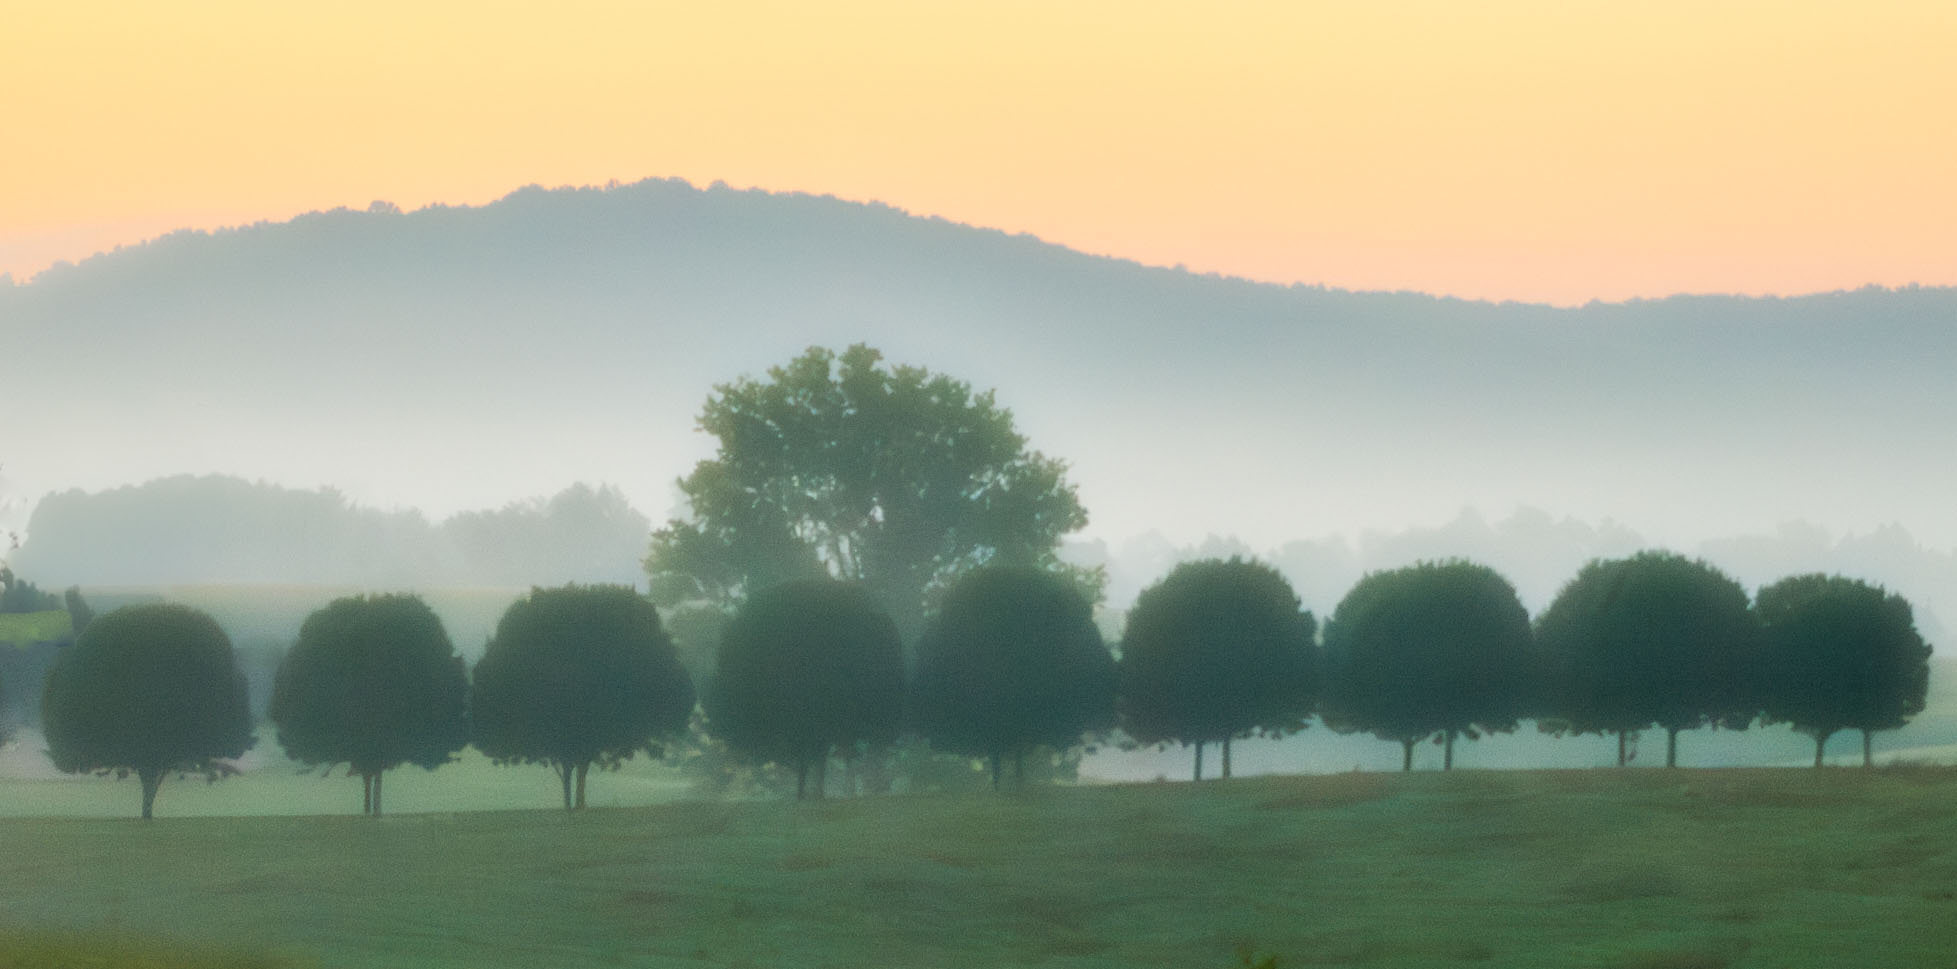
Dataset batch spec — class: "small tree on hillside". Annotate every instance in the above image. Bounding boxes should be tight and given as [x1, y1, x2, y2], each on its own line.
[471, 585, 695, 809]
[1118, 558, 1316, 781]
[269, 593, 469, 816]
[1755, 574, 1931, 767]
[41, 604, 255, 819]
[913, 566, 1116, 789]
[1321, 560, 1535, 771]
[1535, 551, 1759, 767]
[707, 579, 905, 799]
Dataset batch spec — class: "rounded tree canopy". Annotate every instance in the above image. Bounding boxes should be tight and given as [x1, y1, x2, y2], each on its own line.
[913, 566, 1116, 762]
[1321, 559, 1534, 744]
[1534, 550, 1758, 735]
[470, 584, 695, 768]
[706, 578, 905, 769]
[1118, 557, 1317, 748]
[1756, 574, 1931, 738]
[42, 602, 254, 777]
[269, 593, 469, 775]
[645, 344, 1097, 641]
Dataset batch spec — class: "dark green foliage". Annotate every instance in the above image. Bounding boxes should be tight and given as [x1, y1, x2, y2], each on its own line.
[706, 579, 905, 798]
[0, 569, 59, 613]
[40, 603, 254, 819]
[268, 594, 469, 815]
[470, 585, 696, 809]
[1118, 558, 1316, 780]
[1755, 574, 1931, 767]
[645, 344, 1096, 641]
[63, 586, 94, 638]
[1535, 551, 1759, 766]
[1321, 560, 1534, 770]
[912, 566, 1116, 788]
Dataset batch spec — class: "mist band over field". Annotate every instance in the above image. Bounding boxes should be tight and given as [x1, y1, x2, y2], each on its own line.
[7, 475, 1954, 789]
[4, 179, 1955, 556]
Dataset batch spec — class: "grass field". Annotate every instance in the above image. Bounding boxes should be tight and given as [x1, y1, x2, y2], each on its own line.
[0, 740, 690, 819]
[2, 768, 1953, 969]
[0, 611, 71, 648]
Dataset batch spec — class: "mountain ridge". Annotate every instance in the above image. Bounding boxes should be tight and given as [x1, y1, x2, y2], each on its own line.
[4, 177, 1954, 549]
[12, 179, 1949, 309]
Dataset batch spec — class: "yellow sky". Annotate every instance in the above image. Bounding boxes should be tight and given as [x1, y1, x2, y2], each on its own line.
[3, 0, 1952, 303]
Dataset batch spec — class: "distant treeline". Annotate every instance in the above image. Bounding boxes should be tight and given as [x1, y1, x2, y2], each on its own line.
[25, 550, 1932, 819]
[11, 476, 649, 588]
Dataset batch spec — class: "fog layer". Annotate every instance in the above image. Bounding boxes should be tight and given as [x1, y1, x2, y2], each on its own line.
[4, 178, 1954, 551]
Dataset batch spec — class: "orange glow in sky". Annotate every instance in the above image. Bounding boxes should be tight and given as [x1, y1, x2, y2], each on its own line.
[4, 0, 1953, 304]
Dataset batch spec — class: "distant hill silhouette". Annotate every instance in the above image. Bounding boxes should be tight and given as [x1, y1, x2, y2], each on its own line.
[4, 178, 1955, 547]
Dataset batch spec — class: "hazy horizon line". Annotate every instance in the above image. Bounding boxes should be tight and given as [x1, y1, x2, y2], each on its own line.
[13, 471, 1954, 558]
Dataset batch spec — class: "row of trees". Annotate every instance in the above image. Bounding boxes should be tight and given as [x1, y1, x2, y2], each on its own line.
[1112, 553, 1929, 782]
[37, 547, 1931, 818]
[632, 344, 1930, 781]
[1321, 555, 1930, 773]
[22, 344, 1939, 816]
[42, 587, 694, 819]
[37, 571, 1091, 817]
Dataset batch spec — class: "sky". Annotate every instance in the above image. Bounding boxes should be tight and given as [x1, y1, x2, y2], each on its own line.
[4, 1, 1953, 305]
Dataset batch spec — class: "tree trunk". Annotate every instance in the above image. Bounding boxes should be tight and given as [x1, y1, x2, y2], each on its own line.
[362, 772, 373, 815]
[1666, 728, 1679, 768]
[1617, 730, 1627, 767]
[1813, 731, 1833, 768]
[990, 752, 1002, 791]
[1863, 730, 1874, 768]
[1193, 742, 1204, 782]
[559, 761, 574, 809]
[1222, 737, 1233, 779]
[371, 771, 383, 817]
[1402, 739, 1415, 772]
[1443, 731, 1455, 771]
[138, 767, 163, 821]
[575, 761, 589, 809]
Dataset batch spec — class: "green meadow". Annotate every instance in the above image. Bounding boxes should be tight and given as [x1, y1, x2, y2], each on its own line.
[0, 611, 71, 647]
[6, 585, 1954, 965]
[0, 747, 690, 820]
[3, 768, 1954, 969]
